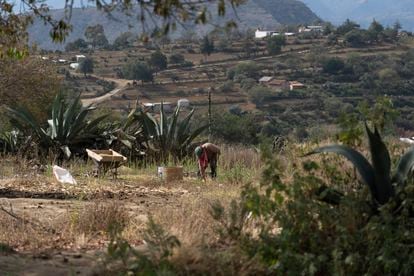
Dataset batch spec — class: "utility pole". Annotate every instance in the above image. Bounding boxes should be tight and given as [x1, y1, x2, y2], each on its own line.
[208, 87, 213, 141]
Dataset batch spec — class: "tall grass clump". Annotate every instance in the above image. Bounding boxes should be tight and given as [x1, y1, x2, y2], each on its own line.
[71, 201, 130, 235]
[218, 145, 261, 185]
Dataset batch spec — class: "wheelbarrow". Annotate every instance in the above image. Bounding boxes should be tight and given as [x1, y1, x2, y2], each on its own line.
[86, 149, 127, 179]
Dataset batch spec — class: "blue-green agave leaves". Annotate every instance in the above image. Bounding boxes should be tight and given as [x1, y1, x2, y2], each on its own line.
[393, 147, 414, 186]
[306, 125, 414, 205]
[7, 92, 108, 159]
[305, 144, 378, 202]
[139, 103, 207, 160]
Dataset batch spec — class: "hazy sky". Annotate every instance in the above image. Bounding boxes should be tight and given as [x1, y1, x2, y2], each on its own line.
[13, 1, 87, 10]
[45, 1, 86, 9]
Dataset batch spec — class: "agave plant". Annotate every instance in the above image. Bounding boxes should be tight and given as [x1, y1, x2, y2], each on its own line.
[0, 130, 20, 154]
[139, 103, 208, 161]
[7, 92, 108, 159]
[306, 124, 414, 206]
[101, 105, 148, 157]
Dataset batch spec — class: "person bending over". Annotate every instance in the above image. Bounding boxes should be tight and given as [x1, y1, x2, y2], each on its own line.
[194, 143, 220, 181]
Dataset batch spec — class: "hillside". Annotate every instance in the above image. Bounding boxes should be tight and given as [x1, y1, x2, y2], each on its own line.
[28, 0, 319, 50]
[255, 0, 320, 25]
[302, 0, 414, 30]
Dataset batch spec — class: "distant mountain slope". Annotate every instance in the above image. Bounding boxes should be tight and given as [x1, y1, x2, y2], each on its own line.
[28, 0, 319, 50]
[254, 0, 320, 25]
[302, 0, 414, 30]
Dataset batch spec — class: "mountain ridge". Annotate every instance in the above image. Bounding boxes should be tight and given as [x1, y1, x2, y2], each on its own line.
[302, 0, 414, 30]
[28, 0, 319, 50]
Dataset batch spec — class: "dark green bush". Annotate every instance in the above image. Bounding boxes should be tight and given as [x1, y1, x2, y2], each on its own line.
[212, 142, 414, 274]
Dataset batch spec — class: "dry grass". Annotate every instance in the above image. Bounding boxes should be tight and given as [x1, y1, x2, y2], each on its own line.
[220, 145, 261, 171]
[70, 201, 130, 235]
[0, 211, 54, 251]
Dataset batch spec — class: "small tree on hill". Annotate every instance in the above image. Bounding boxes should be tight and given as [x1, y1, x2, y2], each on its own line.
[344, 29, 368, 47]
[84, 24, 109, 49]
[148, 50, 167, 74]
[200, 35, 214, 60]
[266, 35, 286, 55]
[368, 19, 384, 42]
[122, 60, 153, 85]
[79, 57, 94, 77]
[65, 38, 88, 52]
[112, 32, 135, 50]
[336, 19, 360, 35]
[169, 53, 185, 64]
[322, 57, 345, 74]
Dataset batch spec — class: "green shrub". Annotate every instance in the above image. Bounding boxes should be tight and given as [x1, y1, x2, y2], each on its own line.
[105, 217, 180, 275]
[213, 140, 414, 274]
[210, 111, 260, 144]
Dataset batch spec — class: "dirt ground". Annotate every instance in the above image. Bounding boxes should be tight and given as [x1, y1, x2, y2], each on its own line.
[0, 168, 238, 275]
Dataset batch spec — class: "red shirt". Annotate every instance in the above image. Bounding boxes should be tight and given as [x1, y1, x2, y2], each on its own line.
[199, 148, 208, 169]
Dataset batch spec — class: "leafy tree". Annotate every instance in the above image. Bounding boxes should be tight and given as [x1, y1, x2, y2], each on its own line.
[169, 53, 185, 64]
[322, 57, 345, 74]
[200, 35, 214, 59]
[368, 19, 384, 42]
[323, 22, 335, 35]
[78, 57, 94, 77]
[247, 86, 274, 106]
[112, 32, 135, 50]
[393, 20, 402, 32]
[344, 29, 368, 47]
[336, 19, 360, 35]
[180, 30, 198, 43]
[337, 112, 363, 147]
[240, 78, 257, 92]
[211, 111, 260, 144]
[383, 27, 398, 42]
[84, 24, 109, 49]
[217, 37, 230, 52]
[358, 96, 399, 132]
[307, 46, 327, 68]
[266, 35, 286, 55]
[148, 50, 167, 74]
[229, 61, 261, 81]
[0, 57, 60, 122]
[122, 60, 154, 84]
[65, 38, 88, 52]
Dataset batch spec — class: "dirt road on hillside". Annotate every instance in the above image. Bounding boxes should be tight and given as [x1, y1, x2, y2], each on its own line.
[80, 75, 130, 106]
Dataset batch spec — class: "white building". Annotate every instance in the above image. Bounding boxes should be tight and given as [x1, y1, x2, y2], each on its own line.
[70, 63, 79, 70]
[143, 102, 173, 113]
[298, 25, 323, 33]
[177, 99, 190, 108]
[259, 76, 274, 83]
[75, 54, 86, 62]
[255, 29, 295, 39]
[255, 29, 272, 39]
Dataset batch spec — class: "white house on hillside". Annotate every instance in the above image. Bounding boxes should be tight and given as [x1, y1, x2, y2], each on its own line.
[255, 29, 274, 38]
[255, 28, 296, 39]
[75, 54, 86, 62]
[298, 25, 323, 33]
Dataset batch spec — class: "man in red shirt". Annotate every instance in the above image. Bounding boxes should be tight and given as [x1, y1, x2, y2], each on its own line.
[195, 143, 220, 181]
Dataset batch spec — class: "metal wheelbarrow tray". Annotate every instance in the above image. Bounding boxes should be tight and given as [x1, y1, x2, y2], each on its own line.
[86, 149, 127, 178]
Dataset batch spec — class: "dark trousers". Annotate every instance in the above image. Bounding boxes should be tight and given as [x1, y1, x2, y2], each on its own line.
[210, 154, 218, 178]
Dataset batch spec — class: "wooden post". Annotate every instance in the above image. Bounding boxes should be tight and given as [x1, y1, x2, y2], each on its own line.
[208, 87, 212, 141]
